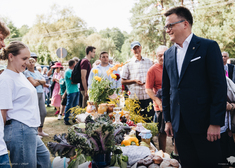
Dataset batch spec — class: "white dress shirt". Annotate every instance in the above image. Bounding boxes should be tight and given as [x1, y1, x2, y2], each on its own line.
[175, 33, 193, 76]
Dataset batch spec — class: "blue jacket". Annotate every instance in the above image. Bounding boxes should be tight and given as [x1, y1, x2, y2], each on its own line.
[162, 34, 227, 133]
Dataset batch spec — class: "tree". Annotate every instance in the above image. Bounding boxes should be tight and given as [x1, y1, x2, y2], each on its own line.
[120, 39, 132, 62]
[19, 25, 30, 37]
[22, 4, 88, 63]
[99, 28, 126, 53]
[0, 17, 20, 39]
[129, 0, 195, 57]
[193, 0, 235, 57]
[85, 33, 116, 63]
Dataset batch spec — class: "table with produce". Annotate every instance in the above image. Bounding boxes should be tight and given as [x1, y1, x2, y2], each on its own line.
[48, 66, 180, 168]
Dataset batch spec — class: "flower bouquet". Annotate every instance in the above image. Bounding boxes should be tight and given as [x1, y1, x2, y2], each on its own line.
[88, 64, 123, 105]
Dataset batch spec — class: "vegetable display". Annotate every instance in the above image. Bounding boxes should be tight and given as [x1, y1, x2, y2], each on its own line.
[48, 114, 131, 158]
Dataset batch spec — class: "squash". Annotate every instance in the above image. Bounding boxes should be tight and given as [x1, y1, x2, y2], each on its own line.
[121, 137, 139, 146]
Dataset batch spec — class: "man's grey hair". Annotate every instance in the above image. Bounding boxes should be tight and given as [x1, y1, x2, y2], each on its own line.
[222, 51, 229, 57]
[156, 45, 168, 54]
[73, 57, 80, 62]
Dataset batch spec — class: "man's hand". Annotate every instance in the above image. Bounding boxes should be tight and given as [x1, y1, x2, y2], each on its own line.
[165, 122, 174, 137]
[135, 80, 145, 86]
[85, 91, 89, 100]
[153, 97, 162, 112]
[207, 125, 220, 142]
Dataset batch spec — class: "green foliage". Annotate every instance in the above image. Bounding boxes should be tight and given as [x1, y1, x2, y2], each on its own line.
[67, 153, 86, 168]
[193, 0, 235, 57]
[99, 28, 126, 53]
[130, 0, 171, 54]
[99, 28, 127, 62]
[120, 39, 132, 62]
[143, 123, 158, 136]
[19, 25, 30, 37]
[66, 115, 118, 158]
[88, 73, 119, 105]
[85, 33, 116, 64]
[7, 21, 20, 38]
[22, 4, 87, 62]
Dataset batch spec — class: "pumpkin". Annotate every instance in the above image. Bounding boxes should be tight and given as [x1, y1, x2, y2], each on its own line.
[121, 137, 139, 146]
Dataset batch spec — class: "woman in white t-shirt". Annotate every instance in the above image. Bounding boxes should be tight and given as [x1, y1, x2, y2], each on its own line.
[0, 41, 51, 168]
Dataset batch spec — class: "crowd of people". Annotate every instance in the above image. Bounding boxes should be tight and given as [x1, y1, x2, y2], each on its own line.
[0, 5, 235, 168]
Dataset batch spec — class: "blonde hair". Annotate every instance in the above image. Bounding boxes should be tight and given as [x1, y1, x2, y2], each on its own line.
[36, 66, 42, 72]
[29, 57, 36, 63]
[0, 20, 10, 37]
[0, 41, 28, 60]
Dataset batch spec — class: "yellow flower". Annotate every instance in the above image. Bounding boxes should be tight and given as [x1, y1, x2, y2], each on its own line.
[94, 76, 102, 82]
[106, 69, 113, 76]
[110, 73, 117, 79]
[93, 69, 98, 74]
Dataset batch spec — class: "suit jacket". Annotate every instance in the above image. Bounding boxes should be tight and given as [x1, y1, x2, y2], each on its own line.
[228, 64, 234, 80]
[162, 34, 227, 133]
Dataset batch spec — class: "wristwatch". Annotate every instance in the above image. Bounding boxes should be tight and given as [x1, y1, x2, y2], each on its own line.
[165, 121, 171, 123]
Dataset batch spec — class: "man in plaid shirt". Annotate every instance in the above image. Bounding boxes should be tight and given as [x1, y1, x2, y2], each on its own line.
[121, 41, 154, 122]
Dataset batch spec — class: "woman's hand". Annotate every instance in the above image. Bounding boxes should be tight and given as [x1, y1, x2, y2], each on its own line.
[226, 102, 235, 111]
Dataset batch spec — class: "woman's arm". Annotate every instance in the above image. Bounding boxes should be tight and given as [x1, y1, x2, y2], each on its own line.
[27, 77, 43, 87]
[1, 109, 8, 124]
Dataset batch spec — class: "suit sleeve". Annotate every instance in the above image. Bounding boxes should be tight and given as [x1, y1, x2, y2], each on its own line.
[162, 52, 171, 122]
[206, 41, 227, 126]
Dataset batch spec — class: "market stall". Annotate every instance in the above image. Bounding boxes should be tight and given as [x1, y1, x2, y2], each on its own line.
[47, 66, 180, 168]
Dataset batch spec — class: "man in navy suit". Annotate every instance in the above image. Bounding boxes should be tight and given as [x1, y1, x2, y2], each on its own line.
[162, 7, 227, 167]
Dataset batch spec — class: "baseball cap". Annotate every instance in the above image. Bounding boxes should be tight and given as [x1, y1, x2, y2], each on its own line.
[131, 41, 141, 49]
[30, 52, 38, 58]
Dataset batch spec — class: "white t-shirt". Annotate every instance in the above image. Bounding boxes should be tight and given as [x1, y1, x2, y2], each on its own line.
[0, 69, 41, 127]
[0, 113, 7, 156]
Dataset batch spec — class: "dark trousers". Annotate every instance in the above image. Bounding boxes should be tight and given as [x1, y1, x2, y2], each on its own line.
[138, 98, 155, 123]
[175, 119, 222, 168]
[220, 131, 235, 164]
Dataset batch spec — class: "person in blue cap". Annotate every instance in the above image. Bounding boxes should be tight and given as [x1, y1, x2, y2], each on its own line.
[121, 41, 154, 122]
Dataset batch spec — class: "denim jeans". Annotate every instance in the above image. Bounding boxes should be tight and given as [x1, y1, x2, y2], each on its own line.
[0, 154, 11, 168]
[44, 92, 50, 106]
[4, 120, 51, 168]
[64, 91, 80, 122]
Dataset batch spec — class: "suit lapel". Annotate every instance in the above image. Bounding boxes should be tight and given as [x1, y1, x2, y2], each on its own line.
[178, 35, 200, 86]
[173, 46, 179, 80]
[168, 46, 179, 82]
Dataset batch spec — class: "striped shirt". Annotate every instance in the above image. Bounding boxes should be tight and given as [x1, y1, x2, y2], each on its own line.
[122, 56, 153, 100]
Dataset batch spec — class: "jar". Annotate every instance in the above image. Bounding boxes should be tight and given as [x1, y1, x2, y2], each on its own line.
[107, 104, 115, 113]
[139, 130, 152, 146]
[135, 123, 146, 142]
[98, 103, 107, 114]
[86, 101, 96, 113]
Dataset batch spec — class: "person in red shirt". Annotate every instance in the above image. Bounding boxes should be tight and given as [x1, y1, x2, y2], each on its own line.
[145, 45, 168, 151]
